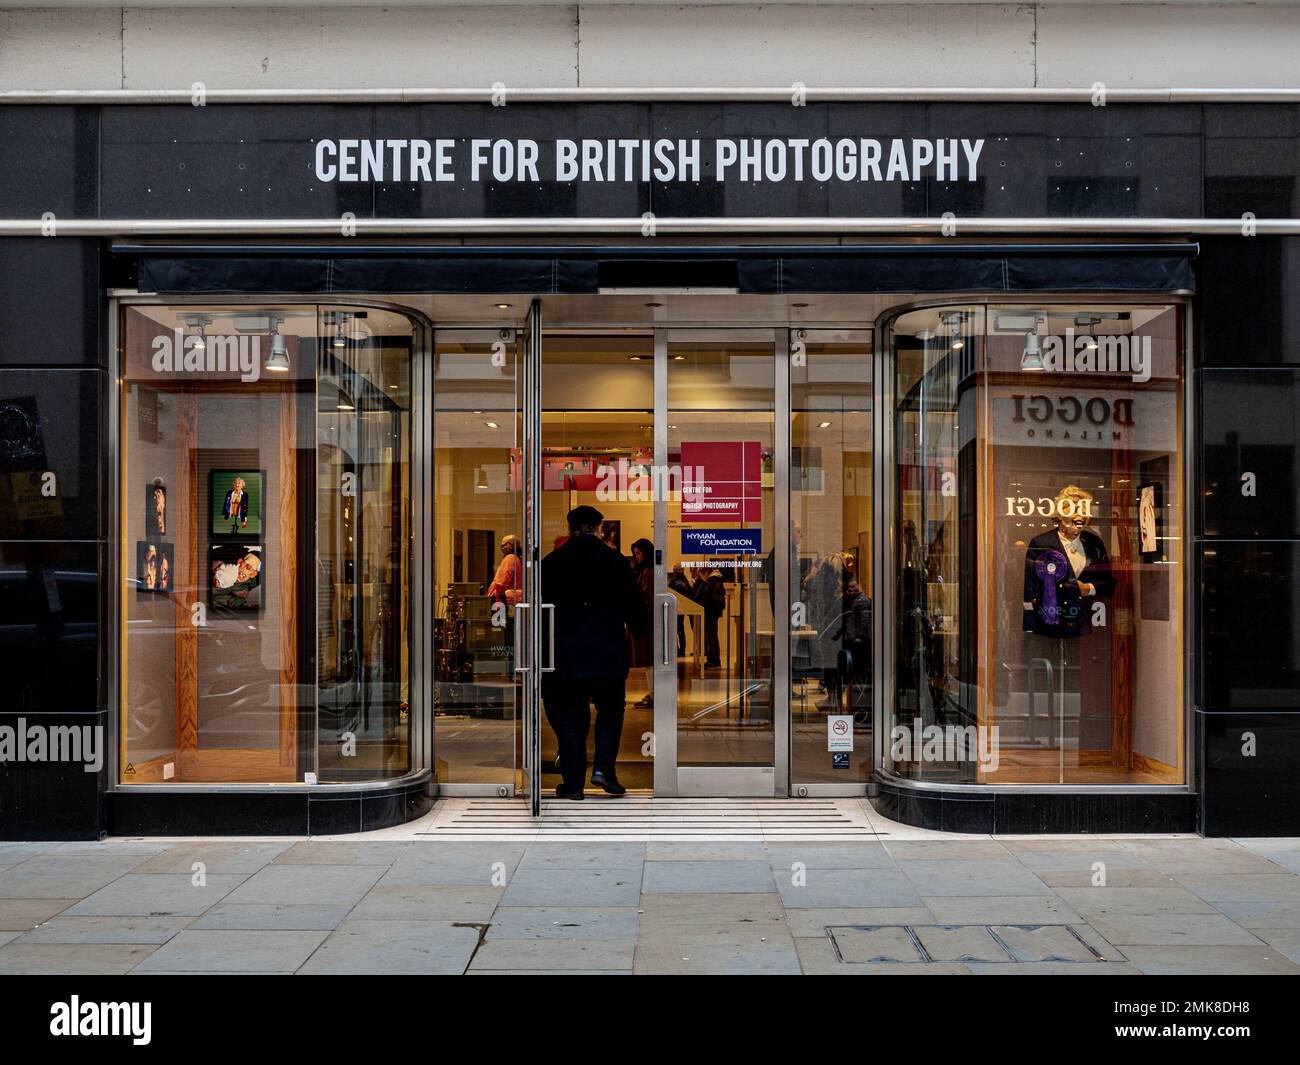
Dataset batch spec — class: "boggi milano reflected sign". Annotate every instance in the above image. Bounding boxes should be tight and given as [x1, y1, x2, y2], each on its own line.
[313, 136, 986, 185]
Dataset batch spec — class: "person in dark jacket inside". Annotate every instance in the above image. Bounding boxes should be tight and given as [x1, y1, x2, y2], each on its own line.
[698, 569, 727, 669]
[629, 538, 656, 708]
[541, 505, 646, 800]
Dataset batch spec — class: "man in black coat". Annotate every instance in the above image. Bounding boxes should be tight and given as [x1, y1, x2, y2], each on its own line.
[541, 505, 646, 800]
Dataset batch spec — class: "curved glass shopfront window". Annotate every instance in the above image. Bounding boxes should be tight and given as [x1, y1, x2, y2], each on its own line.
[118, 303, 414, 785]
[888, 303, 1184, 786]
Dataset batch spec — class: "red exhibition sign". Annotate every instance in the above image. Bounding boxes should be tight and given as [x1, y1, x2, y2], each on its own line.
[680, 441, 762, 523]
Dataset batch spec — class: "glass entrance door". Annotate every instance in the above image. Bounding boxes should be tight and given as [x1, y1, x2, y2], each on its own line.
[433, 318, 798, 803]
[654, 331, 782, 796]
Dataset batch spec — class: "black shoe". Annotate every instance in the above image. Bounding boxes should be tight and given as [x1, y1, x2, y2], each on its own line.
[555, 783, 585, 801]
[590, 771, 626, 796]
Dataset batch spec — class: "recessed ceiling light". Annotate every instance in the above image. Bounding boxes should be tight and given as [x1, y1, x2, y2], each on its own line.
[495, 303, 513, 310]
[484, 420, 499, 429]
[629, 354, 644, 361]
[818, 420, 832, 429]
[673, 354, 686, 361]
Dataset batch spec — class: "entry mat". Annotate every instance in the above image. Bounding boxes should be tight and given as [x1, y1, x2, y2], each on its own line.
[827, 924, 1113, 964]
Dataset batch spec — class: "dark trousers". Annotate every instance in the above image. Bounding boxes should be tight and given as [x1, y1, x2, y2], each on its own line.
[703, 615, 721, 666]
[541, 676, 627, 793]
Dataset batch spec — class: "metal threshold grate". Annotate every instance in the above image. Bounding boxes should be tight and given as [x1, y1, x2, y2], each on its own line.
[415, 797, 880, 841]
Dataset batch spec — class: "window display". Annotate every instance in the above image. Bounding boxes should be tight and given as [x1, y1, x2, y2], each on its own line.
[889, 303, 1184, 786]
[118, 304, 413, 785]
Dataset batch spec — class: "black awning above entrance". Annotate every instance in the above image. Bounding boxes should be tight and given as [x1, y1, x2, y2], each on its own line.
[121, 242, 1197, 296]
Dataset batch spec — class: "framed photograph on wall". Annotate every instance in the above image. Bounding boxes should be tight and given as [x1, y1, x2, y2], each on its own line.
[1138, 482, 1160, 556]
[136, 541, 174, 596]
[146, 482, 167, 538]
[209, 544, 264, 612]
[210, 469, 265, 538]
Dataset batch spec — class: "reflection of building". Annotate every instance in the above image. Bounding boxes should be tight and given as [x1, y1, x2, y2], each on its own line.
[4, 24, 1300, 840]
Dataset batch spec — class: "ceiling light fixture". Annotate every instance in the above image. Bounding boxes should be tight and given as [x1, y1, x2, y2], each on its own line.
[265, 316, 291, 373]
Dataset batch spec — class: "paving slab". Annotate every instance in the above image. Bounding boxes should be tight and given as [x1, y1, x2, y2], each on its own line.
[472, 937, 636, 972]
[1253, 927, 1300, 965]
[487, 907, 638, 940]
[500, 865, 641, 907]
[778, 866, 922, 909]
[634, 931, 800, 975]
[0, 897, 77, 930]
[765, 843, 896, 869]
[0, 942, 159, 974]
[1124, 840, 1287, 877]
[190, 904, 354, 931]
[1120, 944, 1300, 976]
[1088, 912, 1265, 946]
[0, 867, 134, 900]
[1053, 886, 1221, 917]
[381, 844, 527, 886]
[519, 842, 646, 868]
[273, 841, 412, 866]
[636, 892, 786, 929]
[897, 859, 1053, 897]
[643, 860, 775, 894]
[66, 874, 247, 917]
[218, 864, 384, 908]
[131, 841, 291, 875]
[298, 920, 481, 975]
[19, 916, 191, 944]
[1001, 842, 1151, 873]
[645, 842, 767, 861]
[784, 906, 936, 937]
[1175, 873, 1300, 904]
[882, 840, 1011, 860]
[348, 885, 503, 922]
[1234, 839, 1300, 874]
[134, 930, 329, 973]
[1035, 867, 1180, 889]
[0, 843, 61, 870]
[921, 895, 1084, 925]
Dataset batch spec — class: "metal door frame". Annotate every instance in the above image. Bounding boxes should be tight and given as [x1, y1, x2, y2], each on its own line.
[653, 327, 787, 797]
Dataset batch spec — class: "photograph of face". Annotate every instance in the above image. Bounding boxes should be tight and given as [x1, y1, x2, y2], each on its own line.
[147, 484, 167, 536]
[211, 470, 264, 537]
[1139, 484, 1158, 554]
[136, 541, 174, 596]
[210, 544, 263, 611]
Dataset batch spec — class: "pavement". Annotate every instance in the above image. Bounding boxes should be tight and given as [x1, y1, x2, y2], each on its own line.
[3, 802, 1300, 975]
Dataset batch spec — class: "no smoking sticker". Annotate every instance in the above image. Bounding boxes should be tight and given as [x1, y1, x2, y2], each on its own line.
[828, 714, 854, 752]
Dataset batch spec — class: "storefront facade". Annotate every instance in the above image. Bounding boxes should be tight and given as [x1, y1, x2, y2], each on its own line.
[1, 96, 1297, 838]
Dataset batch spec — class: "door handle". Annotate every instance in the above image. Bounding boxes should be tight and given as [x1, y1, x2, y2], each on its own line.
[540, 603, 556, 673]
[513, 602, 530, 673]
[659, 595, 675, 668]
